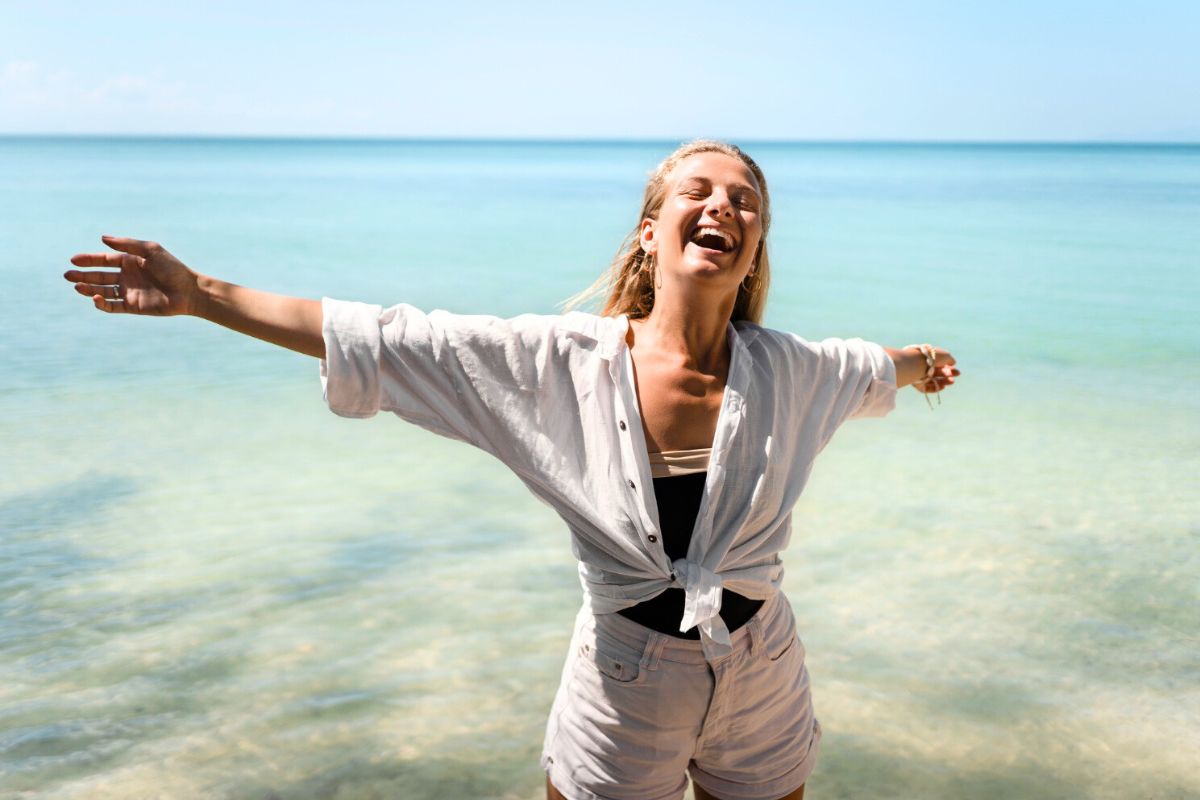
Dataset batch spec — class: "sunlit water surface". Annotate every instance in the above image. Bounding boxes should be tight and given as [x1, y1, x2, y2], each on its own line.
[2, 138, 1198, 799]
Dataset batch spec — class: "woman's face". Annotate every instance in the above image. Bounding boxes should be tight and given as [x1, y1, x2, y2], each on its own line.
[641, 151, 764, 295]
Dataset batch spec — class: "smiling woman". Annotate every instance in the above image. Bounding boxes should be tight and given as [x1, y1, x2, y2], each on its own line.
[571, 140, 773, 328]
[62, 139, 958, 800]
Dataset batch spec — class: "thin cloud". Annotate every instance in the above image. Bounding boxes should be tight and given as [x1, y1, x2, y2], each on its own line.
[0, 60, 193, 118]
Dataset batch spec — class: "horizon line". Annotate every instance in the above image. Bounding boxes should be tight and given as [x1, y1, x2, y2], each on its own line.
[2, 133, 1198, 147]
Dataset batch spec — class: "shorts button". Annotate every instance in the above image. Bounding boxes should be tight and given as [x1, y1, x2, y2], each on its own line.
[648, 534, 658, 543]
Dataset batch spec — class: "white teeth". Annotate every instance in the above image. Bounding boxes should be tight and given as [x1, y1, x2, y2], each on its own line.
[690, 227, 736, 251]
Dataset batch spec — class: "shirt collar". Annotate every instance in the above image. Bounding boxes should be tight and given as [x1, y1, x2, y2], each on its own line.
[600, 314, 761, 361]
[559, 311, 761, 361]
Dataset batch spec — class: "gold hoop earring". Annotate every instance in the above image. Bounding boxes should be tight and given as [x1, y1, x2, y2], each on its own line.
[647, 252, 662, 290]
[741, 267, 757, 291]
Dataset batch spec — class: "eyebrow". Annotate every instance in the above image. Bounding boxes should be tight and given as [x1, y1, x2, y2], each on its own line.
[677, 176, 761, 198]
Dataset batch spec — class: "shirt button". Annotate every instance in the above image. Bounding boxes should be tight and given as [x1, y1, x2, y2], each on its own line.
[619, 420, 627, 431]
[627, 479, 636, 490]
[648, 534, 658, 543]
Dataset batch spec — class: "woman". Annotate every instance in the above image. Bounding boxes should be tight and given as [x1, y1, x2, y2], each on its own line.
[63, 140, 958, 800]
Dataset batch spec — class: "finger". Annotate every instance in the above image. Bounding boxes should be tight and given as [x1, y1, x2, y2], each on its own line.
[64, 269, 121, 284]
[101, 235, 156, 257]
[75, 282, 122, 299]
[92, 294, 127, 314]
[70, 252, 142, 269]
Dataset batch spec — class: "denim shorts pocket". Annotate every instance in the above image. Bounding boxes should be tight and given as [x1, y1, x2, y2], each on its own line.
[767, 632, 801, 662]
[575, 626, 647, 685]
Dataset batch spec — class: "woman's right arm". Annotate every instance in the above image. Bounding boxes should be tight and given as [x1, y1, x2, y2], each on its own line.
[64, 235, 325, 359]
[67, 235, 566, 474]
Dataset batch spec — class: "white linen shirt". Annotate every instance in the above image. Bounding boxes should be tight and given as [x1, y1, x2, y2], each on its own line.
[320, 297, 897, 659]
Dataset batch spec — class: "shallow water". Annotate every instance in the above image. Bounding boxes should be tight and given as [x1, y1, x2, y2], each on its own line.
[2, 138, 1198, 799]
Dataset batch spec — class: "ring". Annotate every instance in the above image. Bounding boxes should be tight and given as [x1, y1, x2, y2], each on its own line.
[113, 285, 122, 298]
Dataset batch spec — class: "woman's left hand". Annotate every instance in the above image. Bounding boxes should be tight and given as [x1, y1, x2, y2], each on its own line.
[912, 348, 958, 394]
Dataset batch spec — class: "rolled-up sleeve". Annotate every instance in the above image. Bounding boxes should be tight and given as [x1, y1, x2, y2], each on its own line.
[321, 297, 386, 419]
[815, 337, 897, 426]
[784, 333, 898, 450]
[319, 297, 557, 451]
[837, 338, 897, 420]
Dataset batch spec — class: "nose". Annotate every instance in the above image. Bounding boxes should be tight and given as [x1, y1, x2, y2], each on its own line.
[705, 189, 734, 219]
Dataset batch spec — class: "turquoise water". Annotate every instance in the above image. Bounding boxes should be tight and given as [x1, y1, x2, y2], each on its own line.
[2, 137, 1198, 799]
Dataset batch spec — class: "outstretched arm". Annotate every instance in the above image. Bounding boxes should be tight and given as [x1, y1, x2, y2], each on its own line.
[884, 345, 959, 395]
[64, 235, 325, 359]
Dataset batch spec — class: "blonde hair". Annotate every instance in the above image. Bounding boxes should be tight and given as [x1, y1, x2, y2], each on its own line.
[564, 139, 772, 324]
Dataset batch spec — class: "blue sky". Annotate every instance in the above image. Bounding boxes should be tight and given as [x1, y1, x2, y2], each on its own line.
[2, 0, 1198, 141]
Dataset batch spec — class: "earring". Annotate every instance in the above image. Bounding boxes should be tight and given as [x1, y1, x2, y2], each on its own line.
[741, 265, 757, 291]
[647, 252, 662, 290]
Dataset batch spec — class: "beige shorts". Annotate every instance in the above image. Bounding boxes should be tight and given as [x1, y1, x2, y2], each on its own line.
[541, 591, 821, 800]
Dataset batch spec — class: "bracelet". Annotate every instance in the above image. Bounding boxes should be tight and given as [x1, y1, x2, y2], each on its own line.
[904, 343, 940, 410]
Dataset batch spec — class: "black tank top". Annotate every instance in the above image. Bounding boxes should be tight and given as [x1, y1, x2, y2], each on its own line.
[616, 472, 764, 638]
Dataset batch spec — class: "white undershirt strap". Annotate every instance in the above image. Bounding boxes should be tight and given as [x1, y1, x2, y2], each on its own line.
[647, 447, 712, 478]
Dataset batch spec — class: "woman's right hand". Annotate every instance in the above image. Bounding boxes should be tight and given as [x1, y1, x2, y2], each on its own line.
[66, 234, 325, 357]
[65, 235, 202, 317]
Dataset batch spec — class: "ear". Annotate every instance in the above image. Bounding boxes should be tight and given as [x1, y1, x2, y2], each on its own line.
[639, 217, 657, 255]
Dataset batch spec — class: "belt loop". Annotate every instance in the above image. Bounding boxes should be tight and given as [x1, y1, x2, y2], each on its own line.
[747, 616, 764, 658]
[642, 633, 665, 671]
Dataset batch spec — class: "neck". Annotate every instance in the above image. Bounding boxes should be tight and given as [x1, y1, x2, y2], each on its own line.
[634, 284, 737, 374]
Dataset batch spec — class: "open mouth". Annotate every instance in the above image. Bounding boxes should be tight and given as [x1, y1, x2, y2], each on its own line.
[688, 226, 738, 254]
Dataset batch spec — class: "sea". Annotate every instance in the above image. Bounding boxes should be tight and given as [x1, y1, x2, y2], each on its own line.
[2, 137, 1197, 799]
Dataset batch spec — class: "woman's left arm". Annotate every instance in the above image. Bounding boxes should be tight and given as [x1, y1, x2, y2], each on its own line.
[884, 346, 960, 394]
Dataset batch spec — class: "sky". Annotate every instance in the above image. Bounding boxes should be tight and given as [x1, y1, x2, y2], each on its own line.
[2, 0, 1198, 141]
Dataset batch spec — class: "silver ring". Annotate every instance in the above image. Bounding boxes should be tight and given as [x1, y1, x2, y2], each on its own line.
[113, 285, 122, 298]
